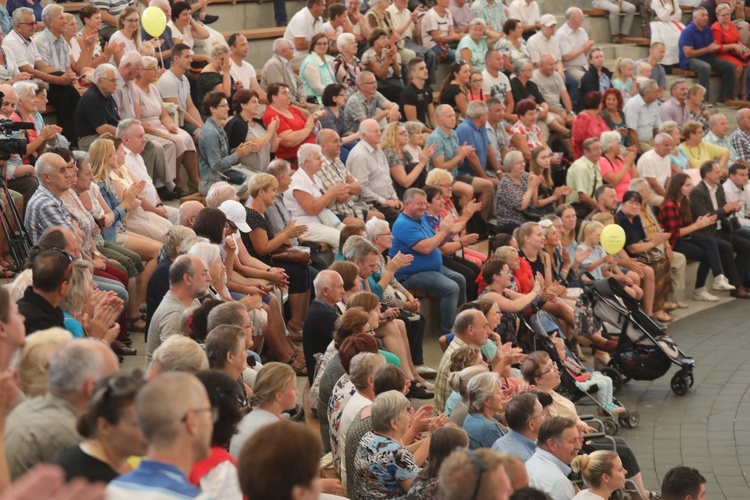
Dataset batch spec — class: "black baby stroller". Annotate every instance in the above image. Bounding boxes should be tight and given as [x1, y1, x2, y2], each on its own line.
[580, 277, 696, 397]
[527, 309, 639, 436]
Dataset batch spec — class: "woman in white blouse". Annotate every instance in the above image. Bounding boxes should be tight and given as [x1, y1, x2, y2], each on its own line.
[169, 1, 210, 62]
[650, 0, 684, 66]
[0, 30, 30, 83]
[72, 4, 125, 70]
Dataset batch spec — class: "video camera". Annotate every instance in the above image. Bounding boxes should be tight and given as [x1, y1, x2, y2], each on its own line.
[0, 119, 32, 162]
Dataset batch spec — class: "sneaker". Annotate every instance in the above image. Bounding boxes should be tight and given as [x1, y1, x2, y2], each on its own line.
[415, 364, 438, 378]
[713, 275, 736, 291]
[693, 287, 720, 302]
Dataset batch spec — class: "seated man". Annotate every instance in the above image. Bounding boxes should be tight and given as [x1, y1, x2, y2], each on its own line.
[420, 0, 464, 63]
[302, 270, 344, 382]
[622, 79, 662, 153]
[344, 72, 400, 135]
[637, 132, 673, 206]
[586, 184, 617, 220]
[730, 108, 750, 165]
[437, 449, 514, 499]
[228, 33, 267, 102]
[565, 138, 604, 218]
[5, 339, 119, 479]
[531, 54, 575, 131]
[283, 0, 327, 71]
[638, 41, 667, 99]
[704, 114, 743, 167]
[156, 43, 204, 143]
[386, 0, 438, 85]
[492, 392, 544, 462]
[390, 188, 465, 338]
[24, 152, 75, 244]
[146, 255, 211, 366]
[658, 80, 689, 129]
[486, 97, 512, 165]
[16, 249, 70, 335]
[556, 8, 595, 82]
[260, 38, 310, 111]
[678, 6, 734, 104]
[75, 64, 120, 151]
[482, 49, 514, 117]
[471, 0, 507, 40]
[400, 58, 438, 131]
[723, 163, 750, 240]
[346, 119, 404, 225]
[525, 417, 580, 500]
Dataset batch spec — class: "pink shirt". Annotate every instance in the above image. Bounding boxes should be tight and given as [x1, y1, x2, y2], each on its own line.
[598, 155, 632, 201]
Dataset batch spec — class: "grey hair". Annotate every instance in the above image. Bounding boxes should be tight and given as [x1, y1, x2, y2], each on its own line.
[48, 339, 107, 397]
[148, 335, 209, 374]
[356, 71, 375, 86]
[358, 118, 380, 136]
[13, 81, 37, 101]
[467, 371, 501, 414]
[41, 3, 63, 25]
[115, 118, 142, 138]
[206, 181, 237, 208]
[403, 187, 427, 204]
[628, 177, 650, 194]
[337, 32, 356, 52]
[179, 235, 209, 254]
[371, 390, 410, 433]
[72, 150, 91, 172]
[149, 0, 169, 7]
[692, 6, 707, 18]
[163, 226, 196, 259]
[708, 113, 726, 128]
[466, 100, 488, 119]
[297, 143, 322, 169]
[502, 150, 524, 173]
[669, 78, 687, 93]
[169, 254, 196, 286]
[273, 37, 292, 54]
[188, 242, 221, 270]
[313, 270, 341, 296]
[365, 217, 390, 242]
[404, 121, 424, 135]
[435, 103, 454, 119]
[93, 64, 117, 85]
[349, 352, 386, 390]
[342, 235, 379, 263]
[653, 132, 672, 146]
[468, 18, 486, 28]
[119, 50, 143, 68]
[512, 58, 531, 75]
[266, 158, 292, 178]
[12, 6, 34, 25]
[599, 131, 622, 153]
[448, 364, 489, 399]
[34, 152, 60, 179]
[638, 79, 658, 96]
[207, 301, 247, 332]
[142, 55, 159, 70]
[454, 309, 482, 335]
[565, 7, 582, 20]
[658, 120, 679, 135]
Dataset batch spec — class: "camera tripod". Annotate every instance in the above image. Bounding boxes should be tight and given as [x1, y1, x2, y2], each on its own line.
[0, 167, 31, 269]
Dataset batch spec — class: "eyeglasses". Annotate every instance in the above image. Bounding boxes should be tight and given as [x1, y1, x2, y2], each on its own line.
[315, 41, 329, 46]
[540, 363, 558, 375]
[527, 413, 545, 423]
[17, 21, 36, 26]
[377, 232, 393, 238]
[496, 270, 513, 276]
[465, 450, 487, 500]
[181, 407, 219, 424]
[122, 18, 140, 23]
[50, 249, 73, 286]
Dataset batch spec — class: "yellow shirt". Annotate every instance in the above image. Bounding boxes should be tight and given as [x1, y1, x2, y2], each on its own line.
[678, 141, 727, 169]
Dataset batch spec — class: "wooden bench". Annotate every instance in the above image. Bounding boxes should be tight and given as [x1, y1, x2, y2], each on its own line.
[222, 27, 286, 42]
[622, 37, 650, 46]
[179, 192, 207, 206]
[583, 9, 609, 17]
[669, 68, 719, 77]
[64, 0, 254, 13]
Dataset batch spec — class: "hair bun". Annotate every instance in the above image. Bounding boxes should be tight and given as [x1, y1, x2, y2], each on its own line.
[570, 454, 589, 473]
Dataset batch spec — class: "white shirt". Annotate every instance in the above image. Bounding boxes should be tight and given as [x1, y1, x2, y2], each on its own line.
[704, 180, 723, 230]
[526, 448, 576, 500]
[2, 29, 41, 68]
[508, 0, 540, 27]
[123, 146, 159, 207]
[556, 22, 589, 70]
[527, 30, 562, 64]
[482, 68, 511, 103]
[637, 149, 671, 190]
[284, 7, 324, 65]
[284, 167, 331, 226]
[321, 21, 343, 37]
[421, 8, 454, 49]
[386, 4, 415, 39]
[229, 58, 257, 91]
[156, 69, 191, 109]
[337, 392, 372, 489]
[723, 178, 750, 227]
[113, 69, 135, 119]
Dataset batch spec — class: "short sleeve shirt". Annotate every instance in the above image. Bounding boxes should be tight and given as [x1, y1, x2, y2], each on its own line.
[91, 0, 133, 17]
[495, 174, 529, 226]
[471, 0, 506, 32]
[344, 90, 390, 134]
[679, 22, 714, 68]
[156, 69, 190, 109]
[510, 121, 544, 150]
[75, 84, 120, 138]
[482, 69, 511, 102]
[353, 432, 419, 499]
[400, 82, 433, 124]
[229, 60, 256, 90]
[421, 8, 453, 49]
[556, 22, 589, 69]
[2, 29, 41, 68]
[637, 149, 672, 189]
[527, 32, 562, 64]
[426, 126, 459, 177]
[531, 69, 565, 107]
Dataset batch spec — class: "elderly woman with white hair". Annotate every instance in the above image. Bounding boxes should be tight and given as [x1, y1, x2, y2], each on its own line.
[333, 32, 363, 97]
[457, 19, 496, 73]
[14, 328, 73, 398]
[187, 241, 233, 302]
[495, 150, 544, 234]
[462, 371, 507, 450]
[353, 390, 441, 499]
[598, 130, 639, 202]
[284, 143, 348, 248]
[10, 81, 61, 166]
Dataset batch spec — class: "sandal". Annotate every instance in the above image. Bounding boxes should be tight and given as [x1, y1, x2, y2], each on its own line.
[407, 379, 434, 400]
[128, 316, 147, 332]
[652, 311, 674, 323]
[288, 352, 308, 377]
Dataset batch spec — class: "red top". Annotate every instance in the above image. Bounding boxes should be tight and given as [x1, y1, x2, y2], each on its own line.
[189, 446, 238, 487]
[658, 199, 686, 247]
[571, 111, 610, 160]
[10, 111, 38, 164]
[262, 105, 315, 161]
[712, 21, 749, 67]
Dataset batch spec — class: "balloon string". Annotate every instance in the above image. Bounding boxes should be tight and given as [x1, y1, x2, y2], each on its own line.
[157, 39, 164, 65]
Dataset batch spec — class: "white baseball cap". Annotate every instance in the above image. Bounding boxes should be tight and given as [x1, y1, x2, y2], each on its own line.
[541, 14, 557, 27]
[219, 200, 251, 233]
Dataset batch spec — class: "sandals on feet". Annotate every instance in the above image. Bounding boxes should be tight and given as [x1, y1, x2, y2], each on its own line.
[128, 316, 147, 332]
[407, 379, 434, 400]
[288, 352, 308, 377]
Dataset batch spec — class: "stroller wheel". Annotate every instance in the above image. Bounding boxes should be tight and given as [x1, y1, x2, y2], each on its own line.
[671, 374, 689, 396]
[619, 410, 640, 428]
[601, 367, 624, 394]
[603, 419, 619, 436]
[687, 374, 694, 388]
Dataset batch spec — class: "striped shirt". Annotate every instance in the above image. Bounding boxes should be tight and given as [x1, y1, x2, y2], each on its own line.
[33, 28, 70, 73]
[24, 185, 74, 244]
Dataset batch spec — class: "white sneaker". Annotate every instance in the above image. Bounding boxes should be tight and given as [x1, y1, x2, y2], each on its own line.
[415, 364, 438, 378]
[693, 287, 720, 302]
[713, 275, 736, 291]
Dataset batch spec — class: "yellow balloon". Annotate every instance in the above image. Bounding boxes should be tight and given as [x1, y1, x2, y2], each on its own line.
[142, 6, 167, 38]
[600, 224, 626, 255]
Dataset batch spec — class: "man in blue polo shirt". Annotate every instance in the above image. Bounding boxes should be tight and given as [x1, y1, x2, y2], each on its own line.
[390, 188, 466, 334]
[678, 7, 734, 103]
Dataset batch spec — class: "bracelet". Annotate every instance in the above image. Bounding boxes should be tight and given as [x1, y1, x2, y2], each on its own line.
[87, 336, 109, 346]
[266, 267, 271, 272]
[156, 203, 164, 207]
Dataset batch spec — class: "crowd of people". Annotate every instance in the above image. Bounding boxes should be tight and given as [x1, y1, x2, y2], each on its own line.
[0, 0, 745, 497]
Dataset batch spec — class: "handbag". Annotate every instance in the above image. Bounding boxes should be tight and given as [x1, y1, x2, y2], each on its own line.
[223, 169, 247, 186]
[271, 247, 311, 267]
[635, 246, 664, 265]
[522, 206, 545, 222]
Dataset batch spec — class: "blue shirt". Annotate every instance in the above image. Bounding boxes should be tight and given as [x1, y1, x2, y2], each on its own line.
[391, 213, 443, 281]
[106, 459, 208, 499]
[0, 4, 11, 36]
[7, 0, 42, 20]
[463, 413, 505, 450]
[526, 448, 575, 500]
[491, 429, 537, 462]
[62, 312, 84, 338]
[426, 126, 460, 178]
[456, 118, 490, 175]
[679, 22, 714, 69]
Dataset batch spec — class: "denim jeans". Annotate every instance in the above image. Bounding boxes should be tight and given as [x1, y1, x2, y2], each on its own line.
[685, 57, 735, 101]
[401, 266, 466, 334]
[430, 44, 456, 63]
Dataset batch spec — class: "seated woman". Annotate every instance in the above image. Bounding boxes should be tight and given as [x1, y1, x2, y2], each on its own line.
[556, 203, 580, 266]
[610, 58, 638, 104]
[381, 121, 432, 200]
[300, 33, 337, 106]
[650, 0, 684, 66]
[404, 121, 428, 160]
[109, 7, 152, 66]
[600, 88, 630, 148]
[457, 19, 495, 73]
[462, 371, 507, 450]
[364, 0, 416, 64]
[244, 173, 313, 334]
[89, 136, 162, 310]
[407, 427, 470, 500]
[495, 150, 544, 234]
[354, 390, 438, 498]
[522, 351, 655, 500]
[198, 90, 258, 196]
[318, 83, 360, 163]
[572, 451, 628, 500]
[495, 19, 529, 74]
[361, 28, 404, 104]
[579, 48, 613, 110]
[530, 146, 571, 214]
[686, 85, 711, 133]
[659, 120, 691, 173]
[678, 120, 729, 170]
[617, 190, 674, 325]
[333, 33, 362, 98]
[73, 4, 125, 70]
[659, 173, 728, 302]
[10, 82, 60, 169]
[540, 216, 580, 287]
[224, 89, 279, 173]
[572, 91, 610, 160]
[197, 43, 234, 108]
[712, 3, 749, 101]
[284, 143, 350, 248]
[511, 99, 553, 163]
[57, 371, 146, 483]
[598, 131, 639, 202]
[262, 83, 318, 168]
[169, 1, 210, 62]
[134, 55, 199, 195]
[439, 60, 470, 118]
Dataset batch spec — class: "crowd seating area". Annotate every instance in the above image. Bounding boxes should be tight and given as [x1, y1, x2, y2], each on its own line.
[0, 0, 747, 498]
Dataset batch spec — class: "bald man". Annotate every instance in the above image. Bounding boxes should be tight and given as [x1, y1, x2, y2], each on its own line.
[107, 372, 213, 498]
[178, 201, 205, 228]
